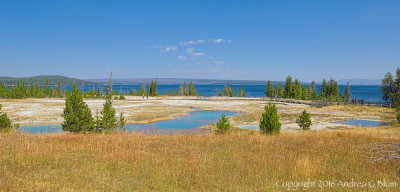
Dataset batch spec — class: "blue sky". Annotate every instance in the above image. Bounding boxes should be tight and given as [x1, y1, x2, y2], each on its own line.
[0, 0, 399, 81]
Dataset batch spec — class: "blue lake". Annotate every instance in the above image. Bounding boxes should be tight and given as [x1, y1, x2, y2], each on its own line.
[335, 120, 390, 127]
[18, 110, 239, 134]
[36, 84, 384, 102]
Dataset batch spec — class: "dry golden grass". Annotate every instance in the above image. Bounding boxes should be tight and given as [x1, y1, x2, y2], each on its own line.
[324, 105, 396, 121]
[1, 128, 400, 191]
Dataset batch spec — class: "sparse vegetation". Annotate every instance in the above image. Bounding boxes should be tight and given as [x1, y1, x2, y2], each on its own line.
[296, 110, 312, 130]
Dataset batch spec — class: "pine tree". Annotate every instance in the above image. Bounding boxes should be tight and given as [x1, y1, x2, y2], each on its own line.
[237, 88, 246, 97]
[189, 80, 197, 96]
[311, 81, 318, 100]
[216, 114, 230, 133]
[381, 72, 395, 103]
[320, 79, 328, 99]
[265, 80, 275, 97]
[99, 95, 117, 132]
[259, 103, 281, 134]
[223, 81, 234, 97]
[183, 81, 188, 96]
[61, 83, 94, 133]
[393, 68, 400, 107]
[343, 82, 351, 102]
[29, 81, 34, 97]
[276, 82, 283, 98]
[44, 77, 50, 97]
[296, 110, 312, 130]
[284, 75, 293, 98]
[293, 79, 301, 99]
[56, 80, 62, 97]
[218, 89, 223, 96]
[119, 112, 126, 132]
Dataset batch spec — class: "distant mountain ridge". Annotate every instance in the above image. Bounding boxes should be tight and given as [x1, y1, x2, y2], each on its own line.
[337, 79, 381, 85]
[0, 75, 94, 85]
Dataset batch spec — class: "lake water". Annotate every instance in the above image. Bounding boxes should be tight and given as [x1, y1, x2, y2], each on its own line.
[57, 84, 383, 102]
[239, 125, 260, 130]
[335, 120, 390, 127]
[18, 110, 239, 134]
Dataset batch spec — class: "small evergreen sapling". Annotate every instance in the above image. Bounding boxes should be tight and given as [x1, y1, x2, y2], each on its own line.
[119, 112, 126, 132]
[296, 110, 312, 130]
[100, 95, 117, 132]
[216, 114, 230, 133]
[259, 103, 281, 134]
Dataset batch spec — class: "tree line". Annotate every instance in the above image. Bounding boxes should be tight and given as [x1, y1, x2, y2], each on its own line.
[264, 75, 351, 102]
[1, 76, 352, 101]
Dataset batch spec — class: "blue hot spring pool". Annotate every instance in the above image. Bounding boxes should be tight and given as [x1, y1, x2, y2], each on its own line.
[335, 120, 390, 127]
[18, 110, 239, 134]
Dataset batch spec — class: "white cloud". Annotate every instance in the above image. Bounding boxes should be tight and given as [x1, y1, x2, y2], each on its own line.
[192, 52, 205, 56]
[207, 56, 214, 59]
[170, 69, 178, 73]
[179, 40, 204, 46]
[178, 56, 187, 60]
[212, 38, 224, 43]
[186, 48, 195, 53]
[165, 46, 178, 52]
[213, 60, 225, 65]
[152, 45, 161, 48]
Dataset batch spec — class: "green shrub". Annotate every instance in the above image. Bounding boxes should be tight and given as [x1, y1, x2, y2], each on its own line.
[0, 104, 18, 131]
[259, 103, 281, 134]
[296, 110, 312, 130]
[114, 96, 119, 100]
[119, 94, 125, 100]
[216, 114, 230, 133]
[0, 112, 13, 130]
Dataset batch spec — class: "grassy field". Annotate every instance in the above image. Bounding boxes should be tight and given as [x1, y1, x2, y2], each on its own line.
[1, 127, 400, 191]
